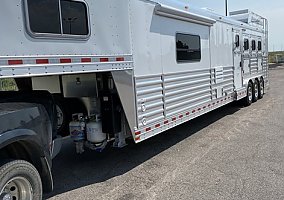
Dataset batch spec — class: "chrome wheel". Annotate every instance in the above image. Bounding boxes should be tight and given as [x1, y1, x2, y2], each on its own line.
[254, 82, 259, 100]
[56, 105, 64, 130]
[243, 82, 253, 107]
[1, 177, 33, 200]
[248, 85, 253, 102]
[259, 79, 264, 99]
[260, 82, 264, 95]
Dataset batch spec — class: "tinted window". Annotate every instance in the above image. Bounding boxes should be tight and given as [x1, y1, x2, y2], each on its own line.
[176, 33, 201, 62]
[27, 0, 61, 34]
[258, 41, 262, 51]
[244, 39, 249, 51]
[61, 0, 88, 35]
[26, 0, 89, 37]
[252, 40, 256, 51]
[235, 35, 240, 47]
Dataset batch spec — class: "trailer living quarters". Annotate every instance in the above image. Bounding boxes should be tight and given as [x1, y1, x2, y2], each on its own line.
[0, 0, 268, 149]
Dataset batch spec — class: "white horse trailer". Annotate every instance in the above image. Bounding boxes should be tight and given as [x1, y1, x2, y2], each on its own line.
[0, 0, 268, 150]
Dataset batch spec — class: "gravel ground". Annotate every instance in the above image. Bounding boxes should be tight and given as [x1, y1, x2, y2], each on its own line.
[46, 67, 284, 200]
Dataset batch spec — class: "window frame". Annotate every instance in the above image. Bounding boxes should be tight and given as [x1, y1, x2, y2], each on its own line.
[24, 0, 90, 40]
[235, 35, 240, 48]
[258, 41, 262, 51]
[251, 40, 256, 51]
[176, 32, 202, 63]
[244, 39, 249, 51]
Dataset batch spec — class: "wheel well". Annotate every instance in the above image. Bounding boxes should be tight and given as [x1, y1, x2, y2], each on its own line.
[0, 140, 52, 193]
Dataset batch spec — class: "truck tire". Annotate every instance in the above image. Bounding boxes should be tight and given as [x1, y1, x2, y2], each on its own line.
[252, 80, 259, 102]
[258, 78, 264, 99]
[0, 160, 42, 200]
[53, 94, 71, 137]
[243, 82, 253, 107]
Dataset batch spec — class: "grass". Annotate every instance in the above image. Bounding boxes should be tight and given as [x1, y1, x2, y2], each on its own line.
[0, 79, 17, 91]
[269, 51, 284, 63]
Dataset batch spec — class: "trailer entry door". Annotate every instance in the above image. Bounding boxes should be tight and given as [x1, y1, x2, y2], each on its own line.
[233, 29, 243, 90]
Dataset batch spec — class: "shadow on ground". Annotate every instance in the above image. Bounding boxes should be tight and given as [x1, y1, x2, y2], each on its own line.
[45, 102, 241, 199]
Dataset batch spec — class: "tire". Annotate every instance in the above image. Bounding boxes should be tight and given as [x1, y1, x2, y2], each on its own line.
[243, 82, 253, 107]
[258, 78, 264, 99]
[0, 160, 42, 200]
[252, 80, 259, 102]
[53, 94, 71, 137]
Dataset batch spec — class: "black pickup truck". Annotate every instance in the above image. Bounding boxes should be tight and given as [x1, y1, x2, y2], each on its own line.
[0, 91, 61, 200]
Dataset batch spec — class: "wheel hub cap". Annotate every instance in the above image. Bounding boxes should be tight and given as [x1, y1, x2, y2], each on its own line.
[255, 84, 258, 98]
[248, 87, 252, 101]
[1, 193, 12, 200]
[56, 105, 64, 129]
[1, 177, 33, 200]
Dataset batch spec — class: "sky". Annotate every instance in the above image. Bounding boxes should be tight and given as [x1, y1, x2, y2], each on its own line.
[181, 0, 284, 51]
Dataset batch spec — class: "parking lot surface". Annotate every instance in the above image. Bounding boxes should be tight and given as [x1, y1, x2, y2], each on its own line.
[46, 67, 284, 200]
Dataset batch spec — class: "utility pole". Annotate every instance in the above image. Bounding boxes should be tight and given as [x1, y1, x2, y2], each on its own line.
[225, 0, 228, 16]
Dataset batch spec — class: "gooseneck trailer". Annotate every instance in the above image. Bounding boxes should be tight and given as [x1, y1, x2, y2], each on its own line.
[0, 0, 268, 199]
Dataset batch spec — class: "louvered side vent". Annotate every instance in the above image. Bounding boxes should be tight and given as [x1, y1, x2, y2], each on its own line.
[164, 69, 212, 117]
[135, 75, 165, 128]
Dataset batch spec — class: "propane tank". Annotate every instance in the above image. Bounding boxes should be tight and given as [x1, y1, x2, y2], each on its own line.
[86, 115, 106, 144]
[69, 113, 86, 154]
[69, 113, 86, 141]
